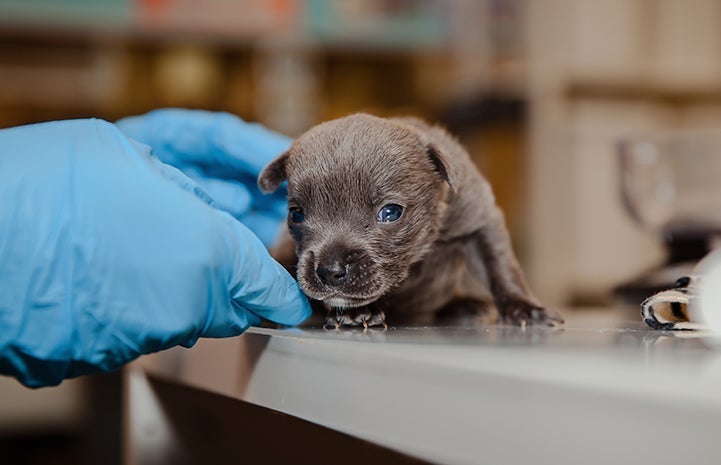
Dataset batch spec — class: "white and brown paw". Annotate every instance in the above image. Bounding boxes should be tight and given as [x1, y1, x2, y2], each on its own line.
[641, 276, 702, 330]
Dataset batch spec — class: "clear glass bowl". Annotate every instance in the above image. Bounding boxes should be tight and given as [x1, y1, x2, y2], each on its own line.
[619, 130, 721, 240]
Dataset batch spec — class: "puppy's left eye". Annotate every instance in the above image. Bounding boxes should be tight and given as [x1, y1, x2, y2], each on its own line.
[377, 204, 403, 223]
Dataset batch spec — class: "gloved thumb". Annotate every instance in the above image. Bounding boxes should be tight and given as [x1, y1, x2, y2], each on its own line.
[214, 213, 311, 331]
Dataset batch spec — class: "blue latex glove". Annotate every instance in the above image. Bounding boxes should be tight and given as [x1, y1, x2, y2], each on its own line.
[0, 118, 310, 388]
[116, 108, 290, 247]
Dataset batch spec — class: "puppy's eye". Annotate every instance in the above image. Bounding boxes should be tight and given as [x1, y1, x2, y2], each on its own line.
[377, 204, 403, 223]
[288, 207, 305, 223]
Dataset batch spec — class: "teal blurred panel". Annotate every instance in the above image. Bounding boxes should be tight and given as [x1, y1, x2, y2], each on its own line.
[0, 0, 132, 28]
[304, 0, 449, 51]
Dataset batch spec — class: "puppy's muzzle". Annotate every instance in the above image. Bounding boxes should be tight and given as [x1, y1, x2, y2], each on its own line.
[308, 246, 371, 290]
[299, 244, 385, 307]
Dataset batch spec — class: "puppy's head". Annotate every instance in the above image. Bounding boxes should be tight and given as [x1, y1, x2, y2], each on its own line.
[258, 113, 454, 309]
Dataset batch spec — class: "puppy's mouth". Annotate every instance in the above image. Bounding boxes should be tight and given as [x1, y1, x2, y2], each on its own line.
[299, 278, 387, 309]
[322, 295, 382, 309]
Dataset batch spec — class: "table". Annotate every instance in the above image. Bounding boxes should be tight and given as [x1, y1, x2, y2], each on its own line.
[124, 308, 721, 465]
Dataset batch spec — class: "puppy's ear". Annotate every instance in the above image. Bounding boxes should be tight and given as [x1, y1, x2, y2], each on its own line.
[258, 150, 290, 193]
[426, 144, 457, 192]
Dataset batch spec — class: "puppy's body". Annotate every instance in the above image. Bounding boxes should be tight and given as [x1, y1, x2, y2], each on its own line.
[259, 114, 561, 327]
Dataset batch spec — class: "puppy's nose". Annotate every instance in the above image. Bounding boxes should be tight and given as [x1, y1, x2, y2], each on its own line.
[316, 261, 348, 286]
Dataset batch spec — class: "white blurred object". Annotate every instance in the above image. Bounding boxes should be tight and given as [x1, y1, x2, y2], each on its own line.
[692, 249, 721, 335]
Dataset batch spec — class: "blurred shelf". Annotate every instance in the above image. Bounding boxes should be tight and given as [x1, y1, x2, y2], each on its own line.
[566, 80, 721, 104]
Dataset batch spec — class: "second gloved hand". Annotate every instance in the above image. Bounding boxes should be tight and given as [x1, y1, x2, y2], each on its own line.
[116, 108, 290, 247]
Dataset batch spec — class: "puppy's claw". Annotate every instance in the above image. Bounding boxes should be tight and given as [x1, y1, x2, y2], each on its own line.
[498, 299, 563, 327]
[324, 307, 386, 330]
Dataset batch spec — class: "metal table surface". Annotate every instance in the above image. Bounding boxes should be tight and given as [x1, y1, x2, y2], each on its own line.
[126, 308, 721, 465]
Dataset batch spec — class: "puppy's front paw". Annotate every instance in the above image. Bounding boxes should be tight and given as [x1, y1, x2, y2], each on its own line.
[324, 307, 387, 330]
[498, 298, 563, 327]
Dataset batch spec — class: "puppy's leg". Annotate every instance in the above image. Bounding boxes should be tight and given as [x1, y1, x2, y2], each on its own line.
[470, 208, 563, 326]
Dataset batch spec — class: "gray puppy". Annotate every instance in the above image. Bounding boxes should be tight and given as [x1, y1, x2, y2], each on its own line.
[258, 113, 562, 328]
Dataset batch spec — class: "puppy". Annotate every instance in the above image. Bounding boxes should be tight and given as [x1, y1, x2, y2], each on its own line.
[258, 113, 562, 328]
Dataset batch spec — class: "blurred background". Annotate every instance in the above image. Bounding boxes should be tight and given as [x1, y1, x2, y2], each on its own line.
[4, 0, 721, 463]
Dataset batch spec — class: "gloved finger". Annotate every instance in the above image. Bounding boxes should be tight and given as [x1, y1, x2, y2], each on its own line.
[197, 306, 263, 342]
[178, 164, 285, 247]
[221, 214, 311, 327]
[188, 171, 253, 218]
[147, 155, 282, 247]
[245, 311, 264, 328]
[238, 211, 287, 248]
[145, 155, 216, 207]
[117, 109, 290, 244]
[115, 109, 291, 178]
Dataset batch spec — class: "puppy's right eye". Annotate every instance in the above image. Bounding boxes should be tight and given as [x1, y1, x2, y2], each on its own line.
[377, 204, 403, 223]
[288, 207, 305, 223]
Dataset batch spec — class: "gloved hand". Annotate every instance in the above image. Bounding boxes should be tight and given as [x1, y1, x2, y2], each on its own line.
[0, 118, 310, 388]
[116, 108, 290, 247]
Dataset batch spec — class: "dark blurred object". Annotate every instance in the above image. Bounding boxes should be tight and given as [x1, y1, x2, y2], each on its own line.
[440, 94, 528, 238]
[86, 371, 123, 465]
[615, 130, 721, 304]
[441, 93, 525, 130]
[0, 432, 84, 465]
[0, 372, 122, 465]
